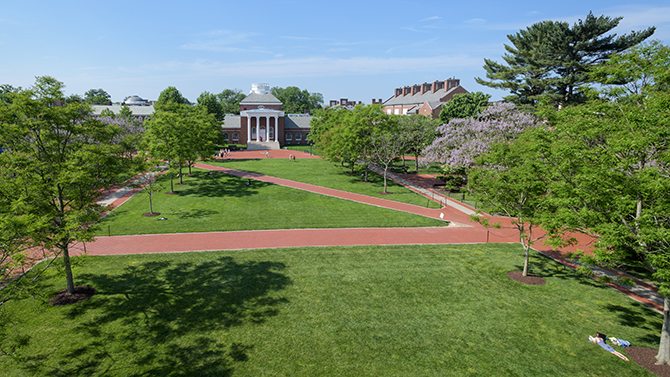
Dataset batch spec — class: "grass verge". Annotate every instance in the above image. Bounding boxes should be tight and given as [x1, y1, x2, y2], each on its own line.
[206, 158, 442, 209]
[1, 244, 659, 376]
[94, 170, 445, 236]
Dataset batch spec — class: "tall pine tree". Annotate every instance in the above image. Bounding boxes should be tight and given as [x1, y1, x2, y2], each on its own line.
[476, 12, 654, 108]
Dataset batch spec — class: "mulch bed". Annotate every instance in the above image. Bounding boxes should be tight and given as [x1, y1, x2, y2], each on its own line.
[49, 286, 96, 306]
[627, 347, 670, 377]
[165, 191, 179, 195]
[142, 212, 161, 217]
[507, 271, 546, 285]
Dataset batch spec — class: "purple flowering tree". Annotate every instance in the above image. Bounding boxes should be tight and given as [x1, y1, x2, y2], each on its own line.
[423, 102, 537, 168]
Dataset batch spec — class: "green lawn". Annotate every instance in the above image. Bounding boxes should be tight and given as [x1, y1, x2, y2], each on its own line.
[207, 158, 442, 209]
[1, 244, 658, 376]
[95, 170, 445, 236]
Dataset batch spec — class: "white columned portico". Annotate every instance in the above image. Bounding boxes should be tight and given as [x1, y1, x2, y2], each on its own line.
[241, 109, 284, 144]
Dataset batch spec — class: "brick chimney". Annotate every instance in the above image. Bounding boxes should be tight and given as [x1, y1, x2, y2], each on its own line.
[446, 78, 460, 90]
[412, 84, 420, 95]
[432, 80, 440, 93]
[422, 83, 431, 94]
[395, 88, 402, 97]
[403, 86, 411, 96]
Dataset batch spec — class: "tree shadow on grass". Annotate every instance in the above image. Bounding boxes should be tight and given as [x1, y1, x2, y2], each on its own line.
[603, 302, 663, 345]
[177, 171, 273, 199]
[21, 256, 291, 376]
[520, 253, 606, 289]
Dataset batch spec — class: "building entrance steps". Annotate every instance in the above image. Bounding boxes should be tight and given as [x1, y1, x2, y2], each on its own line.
[246, 141, 280, 150]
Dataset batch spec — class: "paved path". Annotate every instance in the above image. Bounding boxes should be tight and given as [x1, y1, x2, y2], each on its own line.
[84, 154, 664, 313]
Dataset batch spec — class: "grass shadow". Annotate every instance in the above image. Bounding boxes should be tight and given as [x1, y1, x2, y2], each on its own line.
[176, 171, 274, 199]
[20, 256, 291, 376]
[519, 253, 606, 289]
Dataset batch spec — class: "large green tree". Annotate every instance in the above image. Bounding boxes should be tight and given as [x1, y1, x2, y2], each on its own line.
[84, 88, 111, 105]
[271, 86, 323, 114]
[217, 89, 246, 115]
[155, 86, 191, 111]
[537, 43, 670, 363]
[0, 77, 134, 295]
[197, 91, 225, 122]
[476, 12, 655, 108]
[439, 91, 491, 123]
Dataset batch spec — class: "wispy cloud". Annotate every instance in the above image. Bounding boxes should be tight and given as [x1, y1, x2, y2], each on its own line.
[420, 16, 441, 22]
[400, 26, 428, 33]
[140, 54, 481, 78]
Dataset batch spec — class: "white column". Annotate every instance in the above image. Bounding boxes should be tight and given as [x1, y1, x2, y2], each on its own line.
[247, 116, 251, 142]
[255, 117, 259, 142]
[265, 116, 270, 142]
[274, 115, 278, 141]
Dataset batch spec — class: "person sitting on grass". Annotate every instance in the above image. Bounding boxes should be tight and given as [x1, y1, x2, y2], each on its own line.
[589, 333, 629, 361]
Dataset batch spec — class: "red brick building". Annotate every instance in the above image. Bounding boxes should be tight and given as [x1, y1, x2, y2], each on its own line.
[382, 79, 467, 119]
[222, 84, 312, 149]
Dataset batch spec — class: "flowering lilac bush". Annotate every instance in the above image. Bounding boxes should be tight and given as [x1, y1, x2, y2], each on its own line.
[423, 102, 538, 167]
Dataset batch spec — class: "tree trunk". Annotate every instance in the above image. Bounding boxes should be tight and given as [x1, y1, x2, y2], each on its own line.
[383, 169, 388, 193]
[364, 164, 369, 181]
[149, 193, 154, 214]
[170, 172, 174, 193]
[179, 165, 183, 184]
[414, 153, 420, 172]
[522, 242, 530, 277]
[657, 296, 670, 365]
[62, 244, 75, 295]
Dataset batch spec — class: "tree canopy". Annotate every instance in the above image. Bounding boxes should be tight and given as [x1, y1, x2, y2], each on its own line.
[424, 102, 537, 168]
[476, 12, 655, 108]
[439, 91, 491, 123]
[84, 88, 112, 105]
[0, 76, 136, 296]
[217, 89, 246, 115]
[197, 91, 225, 122]
[271, 86, 323, 114]
[155, 86, 191, 110]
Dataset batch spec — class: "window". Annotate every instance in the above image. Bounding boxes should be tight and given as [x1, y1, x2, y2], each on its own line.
[251, 127, 257, 139]
[394, 108, 400, 115]
[387, 109, 392, 114]
[305, 133, 310, 142]
[295, 133, 302, 142]
[232, 133, 239, 143]
[269, 126, 274, 139]
[285, 133, 292, 142]
[223, 133, 229, 142]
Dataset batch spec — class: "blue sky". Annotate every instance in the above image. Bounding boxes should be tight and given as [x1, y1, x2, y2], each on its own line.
[1, 1, 668, 104]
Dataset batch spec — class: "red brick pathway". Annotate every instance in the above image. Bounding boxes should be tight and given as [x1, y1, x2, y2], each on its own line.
[69, 155, 661, 312]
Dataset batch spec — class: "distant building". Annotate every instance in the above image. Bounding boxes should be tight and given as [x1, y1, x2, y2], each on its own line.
[382, 79, 468, 119]
[91, 95, 154, 122]
[222, 84, 312, 149]
[328, 98, 361, 108]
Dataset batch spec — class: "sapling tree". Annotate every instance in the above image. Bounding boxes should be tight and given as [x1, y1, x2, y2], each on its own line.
[396, 114, 438, 172]
[469, 126, 550, 277]
[370, 129, 406, 193]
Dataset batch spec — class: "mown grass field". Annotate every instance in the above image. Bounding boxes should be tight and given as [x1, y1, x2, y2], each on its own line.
[1, 244, 659, 376]
[206, 158, 442, 208]
[94, 169, 445, 236]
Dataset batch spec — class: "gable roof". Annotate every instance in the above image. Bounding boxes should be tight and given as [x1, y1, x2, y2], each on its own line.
[383, 86, 462, 107]
[240, 92, 282, 104]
